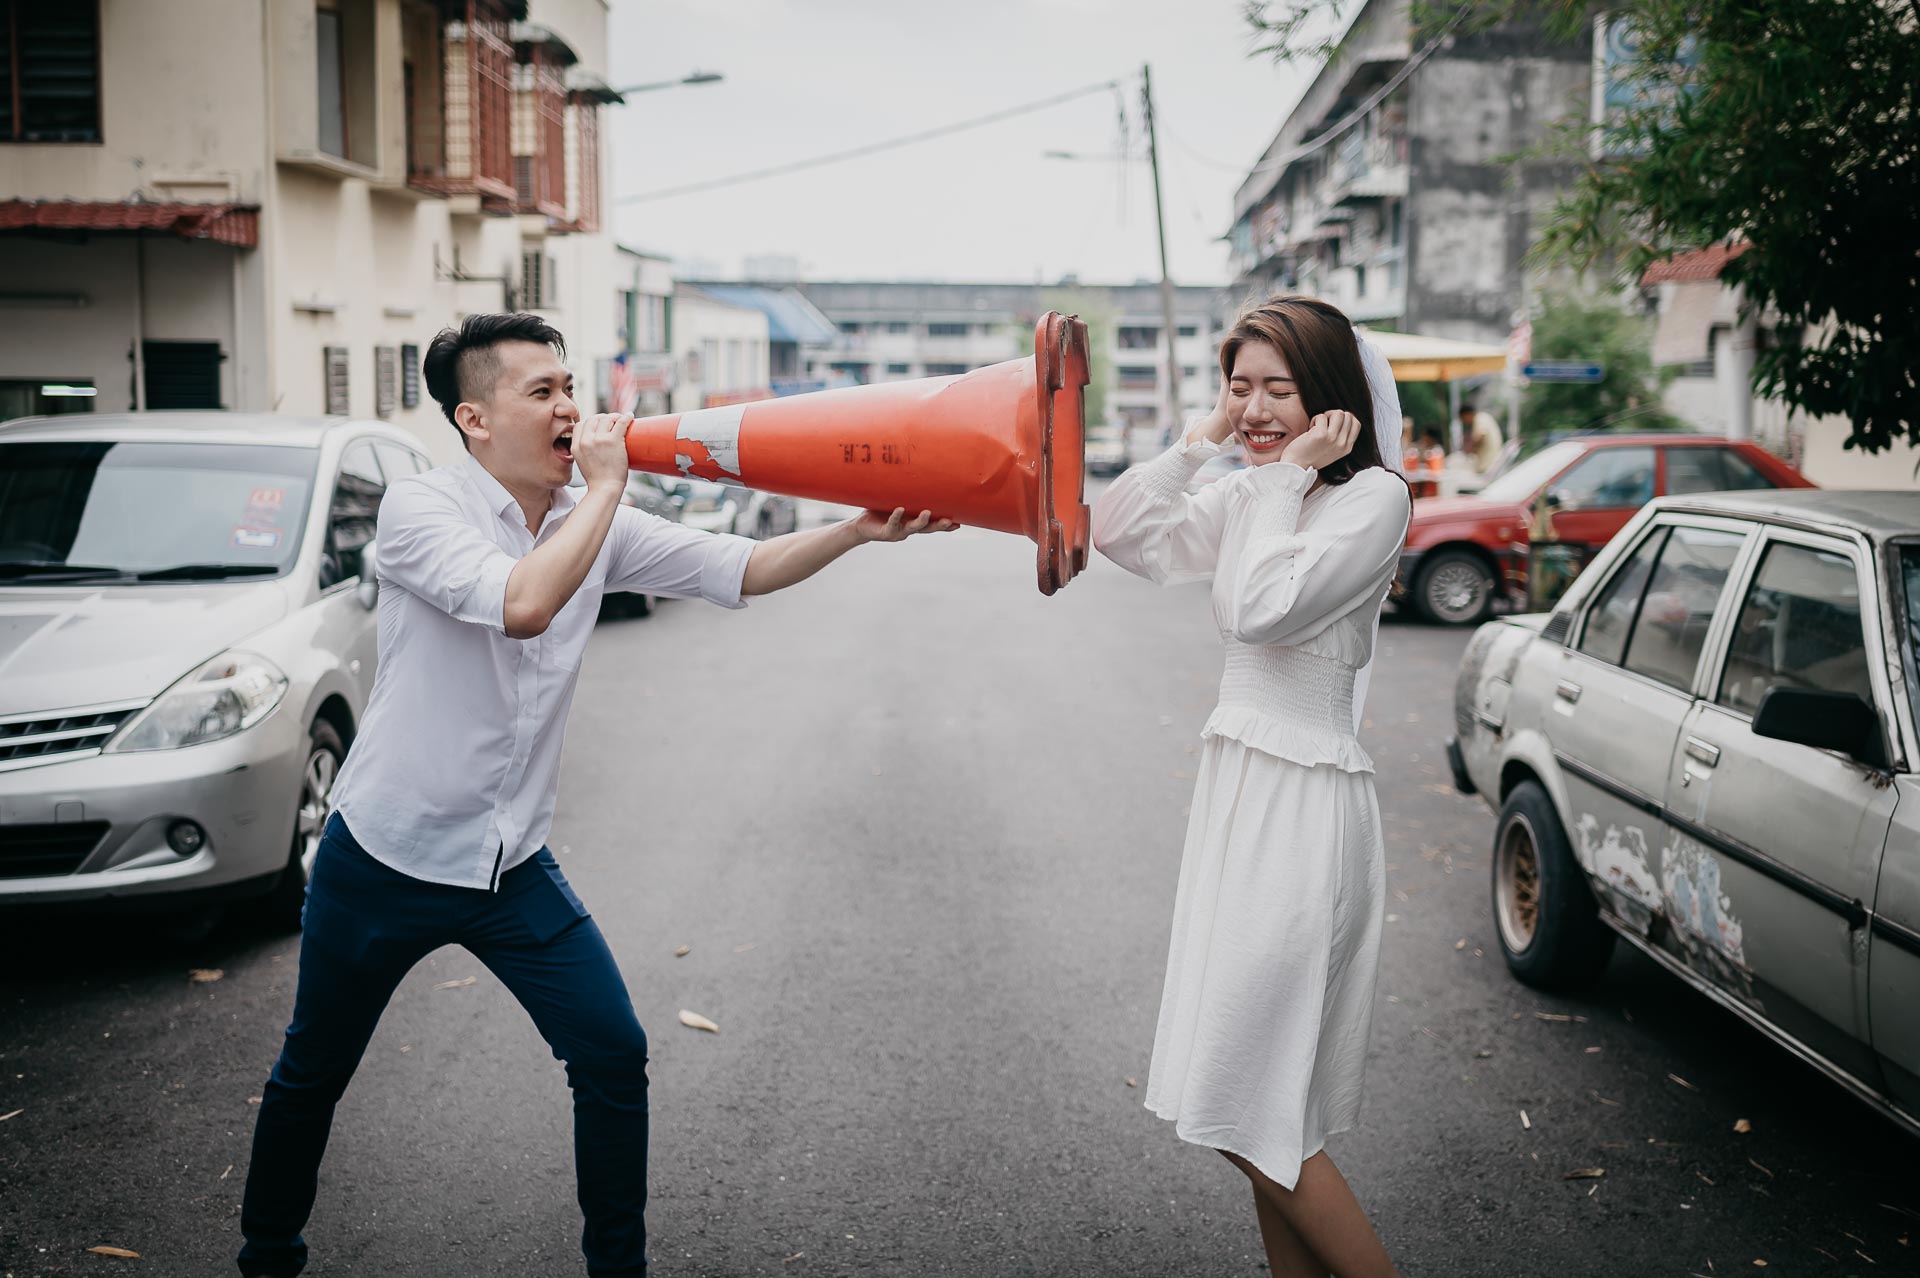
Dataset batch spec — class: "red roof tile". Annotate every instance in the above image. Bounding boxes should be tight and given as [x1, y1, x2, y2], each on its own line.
[0, 200, 259, 247]
[1641, 242, 1750, 286]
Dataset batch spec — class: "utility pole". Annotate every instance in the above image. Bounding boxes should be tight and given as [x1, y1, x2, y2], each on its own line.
[1141, 64, 1183, 439]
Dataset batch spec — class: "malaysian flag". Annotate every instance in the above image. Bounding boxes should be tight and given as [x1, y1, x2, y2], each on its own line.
[608, 353, 639, 415]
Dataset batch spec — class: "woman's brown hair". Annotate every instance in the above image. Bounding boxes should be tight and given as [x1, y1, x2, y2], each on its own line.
[1218, 295, 1387, 486]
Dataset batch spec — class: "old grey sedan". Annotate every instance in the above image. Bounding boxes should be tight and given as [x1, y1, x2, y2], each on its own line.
[0, 413, 433, 930]
[1448, 489, 1920, 1136]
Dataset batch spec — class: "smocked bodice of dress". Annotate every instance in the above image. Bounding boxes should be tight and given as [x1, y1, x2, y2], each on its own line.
[1091, 434, 1412, 776]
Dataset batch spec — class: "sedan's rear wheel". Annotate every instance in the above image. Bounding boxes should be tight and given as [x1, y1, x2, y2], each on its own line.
[1416, 550, 1497, 626]
[1492, 780, 1614, 990]
[266, 719, 345, 931]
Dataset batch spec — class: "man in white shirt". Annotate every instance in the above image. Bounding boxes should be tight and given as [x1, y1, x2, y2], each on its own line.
[1459, 401, 1505, 474]
[236, 313, 953, 1278]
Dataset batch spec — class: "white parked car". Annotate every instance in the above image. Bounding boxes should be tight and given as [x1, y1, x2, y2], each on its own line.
[0, 413, 432, 930]
[1449, 489, 1920, 1135]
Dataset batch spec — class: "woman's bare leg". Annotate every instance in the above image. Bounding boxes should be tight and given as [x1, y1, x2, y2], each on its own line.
[1223, 1149, 1398, 1278]
[1250, 1178, 1326, 1277]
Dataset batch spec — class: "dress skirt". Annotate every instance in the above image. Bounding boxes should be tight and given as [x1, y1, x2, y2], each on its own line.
[1143, 732, 1386, 1190]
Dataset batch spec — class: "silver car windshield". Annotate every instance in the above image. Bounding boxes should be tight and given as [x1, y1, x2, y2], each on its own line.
[0, 440, 319, 582]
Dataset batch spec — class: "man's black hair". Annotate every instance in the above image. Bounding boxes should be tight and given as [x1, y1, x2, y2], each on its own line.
[421, 313, 568, 446]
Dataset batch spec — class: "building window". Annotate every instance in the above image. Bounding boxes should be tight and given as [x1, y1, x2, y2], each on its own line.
[323, 346, 350, 415]
[400, 343, 420, 408]
[510, 29, 569, 218]
[926, 322, 969, 338]
[1118, 325, 1160, 350]
[520, 249, 556, 309]
[441, 1, 515, 201]
[837, 321, 864, 334]
[375, 345, 399, 419]
[143, 342, 223, 410]
[1177, 325, 1198, 338]
[1117, 365, 1158, 391]
[1678, 328, 1720, 379]
[563, 95, 601, 230]
[0, 1, 102, 142]
[886, 363, 911, 376]
[316, 5, 346, 157]
[1354, 266, 1367, 297]
[924, 362, 968, 377]
[885, 322, 911, 335]
[828, 361, 870, 384]
[0, 379, 97, 418]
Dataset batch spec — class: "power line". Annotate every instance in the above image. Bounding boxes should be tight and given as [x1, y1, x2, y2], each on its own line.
[613, 79, 1126, 205]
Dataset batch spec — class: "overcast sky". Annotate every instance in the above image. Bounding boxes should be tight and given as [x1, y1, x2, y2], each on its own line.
[604, 0, 1323, 286]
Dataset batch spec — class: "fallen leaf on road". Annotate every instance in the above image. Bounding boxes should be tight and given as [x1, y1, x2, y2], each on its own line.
[248, 1096, 262, 1103]
[399, 1045, 412, 1053]
[1520, 1110, 1531, 1130]
[1124, 1078, 1137, 1088]
[432, 977, 478, 990]
[1585, 1046, 1602, 1054]
[733, 944, 756, 954]
[1669, 1073, 1699, 1091]
[1475, 1049, 1493, 1059]
[1563, 1168, 1606, 1180]
[0, 1108, 22, 1122]
[86, 1247, 140, 1258]
[1696, 1170, 1715, 1185]
[1454, 939, 1467, 951]
[1752, 1262, 1767, 1268]
[1534, 1012, 1575, 1022]
[1593, 1094, 1621, 1107]
[1733, 1118, 1752, 1134]
[679, 1009, 720, 1033]
[188, 968, 224, 983]
[674, 946, 691, 958]
[220, 1164, 233, 1180]
[783, 1253, 804, 1263]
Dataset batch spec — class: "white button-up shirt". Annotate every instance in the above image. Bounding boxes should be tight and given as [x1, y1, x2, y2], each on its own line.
[331, 453, 754, 889]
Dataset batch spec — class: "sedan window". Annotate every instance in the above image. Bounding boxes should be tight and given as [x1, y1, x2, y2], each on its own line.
[1621, 527, 1746, 691]
[1577, 527, 1669, 666]
[320, 443, 385, 589]
[1718, 542, 1871, 717]
[1666, 447, 1774, 495]
[1901, 545, 1920, 729]
[1548, 446, 1656, 512]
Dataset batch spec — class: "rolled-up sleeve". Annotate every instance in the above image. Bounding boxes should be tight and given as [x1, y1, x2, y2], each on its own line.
[604, 506, 755, 609]
[375, 478, 516, 632]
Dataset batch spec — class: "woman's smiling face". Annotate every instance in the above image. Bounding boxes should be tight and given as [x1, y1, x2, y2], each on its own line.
[1227, 340, 1311, 466]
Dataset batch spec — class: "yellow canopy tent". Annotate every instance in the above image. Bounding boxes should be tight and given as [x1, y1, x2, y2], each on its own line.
[1358, 329, 1510, 382]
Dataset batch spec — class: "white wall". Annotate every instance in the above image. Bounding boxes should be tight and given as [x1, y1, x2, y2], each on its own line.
[670, 293, 769, 413]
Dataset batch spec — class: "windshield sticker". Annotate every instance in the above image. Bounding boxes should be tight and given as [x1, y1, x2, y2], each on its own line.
[232, 527, 282, 550]
[244, 487, 288, 526]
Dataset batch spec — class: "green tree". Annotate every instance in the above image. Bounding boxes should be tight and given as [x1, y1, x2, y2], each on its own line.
[1244, 0, 1920, 452]
[1520, 292, 1682, 438]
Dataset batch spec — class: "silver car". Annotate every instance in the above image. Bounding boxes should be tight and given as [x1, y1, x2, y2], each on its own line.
[0, 413, 433, 929]
[1448, 489, 1920, 1136]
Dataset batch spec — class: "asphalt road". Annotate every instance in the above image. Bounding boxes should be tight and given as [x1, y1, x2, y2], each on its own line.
[2, 498, 1915, 1277]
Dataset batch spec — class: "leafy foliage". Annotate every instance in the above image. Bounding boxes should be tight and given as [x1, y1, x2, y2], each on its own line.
[1245, 0, 1920, 451]
[1521, 292, 1682, 438]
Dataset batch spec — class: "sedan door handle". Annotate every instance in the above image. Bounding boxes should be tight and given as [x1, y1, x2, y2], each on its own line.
[1555, 680, 1582, 705]
[1684, 736, 1721, 768]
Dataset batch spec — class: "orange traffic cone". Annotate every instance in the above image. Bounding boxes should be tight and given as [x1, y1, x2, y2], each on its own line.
[624, 312, 1092, 594]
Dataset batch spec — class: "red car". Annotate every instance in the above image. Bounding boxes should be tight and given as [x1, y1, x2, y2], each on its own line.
[1399, 434, 1814, 624]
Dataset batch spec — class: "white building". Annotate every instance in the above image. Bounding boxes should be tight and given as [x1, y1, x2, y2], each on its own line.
[0, 0, 623, 465]
[667, 285, 771, 416]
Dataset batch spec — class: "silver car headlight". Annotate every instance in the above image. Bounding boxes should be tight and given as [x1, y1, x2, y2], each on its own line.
[108, 651, 289, 752]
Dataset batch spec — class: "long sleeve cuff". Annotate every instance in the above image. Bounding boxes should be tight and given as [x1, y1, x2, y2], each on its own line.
[1139, 435, 1228, 504]
[1241, 461, 1315, 541]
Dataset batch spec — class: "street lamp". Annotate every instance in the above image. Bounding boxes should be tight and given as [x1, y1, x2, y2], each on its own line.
[610, 71, 724, 96]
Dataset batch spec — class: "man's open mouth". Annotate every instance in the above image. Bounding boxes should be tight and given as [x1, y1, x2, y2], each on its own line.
[554, 430, 573, 461]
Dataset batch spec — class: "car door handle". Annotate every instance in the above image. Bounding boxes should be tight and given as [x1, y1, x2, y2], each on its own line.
[1684, 736, 1721, 768]
[1555, 680, 1582, 705]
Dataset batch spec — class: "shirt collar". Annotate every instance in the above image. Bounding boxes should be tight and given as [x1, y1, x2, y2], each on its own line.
[460, 453, 579, 533]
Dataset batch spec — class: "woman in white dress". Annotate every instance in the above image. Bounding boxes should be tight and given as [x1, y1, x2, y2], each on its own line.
[1092, 296, 1410, 1277]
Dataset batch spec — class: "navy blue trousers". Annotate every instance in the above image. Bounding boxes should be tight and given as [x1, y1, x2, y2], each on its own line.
[237, 814, 649, 1276]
